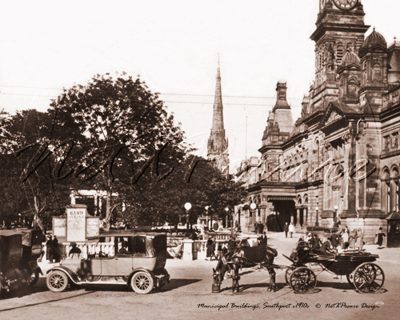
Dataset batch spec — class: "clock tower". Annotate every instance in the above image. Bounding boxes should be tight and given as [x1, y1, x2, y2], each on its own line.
[310, 0, 370, 110]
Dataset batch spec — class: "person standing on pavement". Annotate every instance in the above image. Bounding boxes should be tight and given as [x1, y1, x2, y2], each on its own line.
[376, 227, 386, 248]
[288, 223, 295, 238]
[46, 235, 54, 262]
[342, 229, 349, 250]
[206, 236, 215, 260]
[52, 235, 60, 262]
[283, 222, 289, 238]
[356, 228, 364, 250]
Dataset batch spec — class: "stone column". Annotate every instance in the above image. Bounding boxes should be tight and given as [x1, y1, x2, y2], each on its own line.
[182, 239, 194, 261]
[304, 208, 308, 227]
[296, 208, 301, 228]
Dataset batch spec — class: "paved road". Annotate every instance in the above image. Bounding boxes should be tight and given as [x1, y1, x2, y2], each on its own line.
[0, 233, 398, 320]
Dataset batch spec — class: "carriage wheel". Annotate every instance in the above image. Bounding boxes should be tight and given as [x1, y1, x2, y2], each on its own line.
[46, 271, 69, 292]
[353, 263, 384, 294]
[285, 268, 294, 288]
[131, 271, 154, 294]
[289, 267, 317, 294]
[346, 273, 355, 287]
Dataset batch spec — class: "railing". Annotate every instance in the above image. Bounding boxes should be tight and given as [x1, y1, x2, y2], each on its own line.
[42, 235, 255, 262]
[43, 242, 115, 261]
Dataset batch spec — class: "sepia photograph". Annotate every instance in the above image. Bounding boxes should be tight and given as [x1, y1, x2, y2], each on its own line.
[1, 0, 400, 319]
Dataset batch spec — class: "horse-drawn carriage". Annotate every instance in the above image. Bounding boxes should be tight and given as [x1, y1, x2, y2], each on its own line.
[283, 240, 384, 294]
[212, 239, 384, 294]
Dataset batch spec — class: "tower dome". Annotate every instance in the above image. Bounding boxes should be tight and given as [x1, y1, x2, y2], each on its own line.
[362, 28, 387, 50]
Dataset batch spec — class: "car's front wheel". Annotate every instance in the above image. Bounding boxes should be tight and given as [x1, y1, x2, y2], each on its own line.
[46, 271, 69, 292]
[131, 271, 154, 294]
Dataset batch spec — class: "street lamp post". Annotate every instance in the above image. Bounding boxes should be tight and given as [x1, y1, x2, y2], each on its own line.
[250, 203, 257, 233]
[315, 207, 319, 227]
[224, 207, 229, 229]
[205, 206, 210, 230]
[334, 205, 338, 226]
[184, 202, 192, 229]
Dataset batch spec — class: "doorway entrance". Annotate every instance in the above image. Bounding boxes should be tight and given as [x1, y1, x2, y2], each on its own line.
[266, 200, 296, 232]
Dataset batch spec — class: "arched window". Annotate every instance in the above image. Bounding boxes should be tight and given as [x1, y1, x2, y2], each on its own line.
[372, 63, 382, 82]
[347, 78, 359, 99]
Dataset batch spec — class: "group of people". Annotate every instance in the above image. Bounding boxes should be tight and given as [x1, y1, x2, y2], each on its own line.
[46, 235, 61, 262]
[283, 222, 296, 238]
[294, 226, 386, 256]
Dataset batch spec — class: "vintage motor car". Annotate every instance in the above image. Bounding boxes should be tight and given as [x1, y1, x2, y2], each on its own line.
[0, 228, 43, 298]
[46, 231, 170, 294]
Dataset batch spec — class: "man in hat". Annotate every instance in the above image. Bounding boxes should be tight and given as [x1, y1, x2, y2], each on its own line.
[283, 222, 289, 238]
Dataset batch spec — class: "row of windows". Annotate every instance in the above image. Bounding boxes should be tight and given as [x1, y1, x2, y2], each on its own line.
[383, 132, 399, 151]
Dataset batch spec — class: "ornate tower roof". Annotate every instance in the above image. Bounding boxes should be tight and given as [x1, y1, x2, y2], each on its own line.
[272, 82, 294, 134]
[362, 28, 387, 50]
[341, 50, 361, 67]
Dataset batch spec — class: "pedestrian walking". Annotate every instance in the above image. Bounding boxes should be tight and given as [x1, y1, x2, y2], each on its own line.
[283, 222, 289, 238]
[288, 223, 295, 238]
[376, 227, 386, 248]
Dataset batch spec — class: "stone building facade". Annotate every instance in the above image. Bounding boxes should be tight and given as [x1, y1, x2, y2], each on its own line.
[237, 0, 400, 243]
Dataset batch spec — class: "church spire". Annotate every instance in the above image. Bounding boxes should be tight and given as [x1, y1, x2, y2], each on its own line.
[212, 56, 224, 131]
[207, 59, 229, 174]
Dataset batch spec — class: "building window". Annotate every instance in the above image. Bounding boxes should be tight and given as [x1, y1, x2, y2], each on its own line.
[384, 136, 390, 150]
[372, 63, 382, 82]
[392, 133, 398, 150]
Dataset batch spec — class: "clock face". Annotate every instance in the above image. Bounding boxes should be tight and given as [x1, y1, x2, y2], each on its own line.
[332, 0, 358, 10]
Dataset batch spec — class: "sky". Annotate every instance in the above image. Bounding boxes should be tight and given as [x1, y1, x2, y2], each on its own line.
[1, 0, 400, 173]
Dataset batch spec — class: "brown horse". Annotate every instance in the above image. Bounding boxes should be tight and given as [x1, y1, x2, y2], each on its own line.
[212, 244, 278, 293]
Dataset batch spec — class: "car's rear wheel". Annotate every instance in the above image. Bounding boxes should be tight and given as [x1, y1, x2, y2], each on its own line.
[47, 271, 69, 292]
[30, 269, 40, 286]
[131, 271, 154, 294]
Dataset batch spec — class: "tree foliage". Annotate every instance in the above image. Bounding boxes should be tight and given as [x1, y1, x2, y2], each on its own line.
[0, 73, 246, 231]
[48, 73, 187, 229]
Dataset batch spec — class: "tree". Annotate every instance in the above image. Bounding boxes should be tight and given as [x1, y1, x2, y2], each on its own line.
[118, 154, 247, 229]
[0, 109, 71, 232]
[49, 73, 187, 229]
